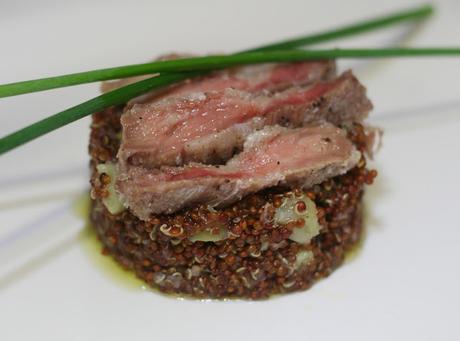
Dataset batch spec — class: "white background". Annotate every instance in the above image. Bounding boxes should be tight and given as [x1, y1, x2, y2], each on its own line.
[1, 0, 459, 340]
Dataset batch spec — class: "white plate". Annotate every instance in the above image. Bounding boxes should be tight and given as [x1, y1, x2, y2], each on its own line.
[1, 0, 460, 340]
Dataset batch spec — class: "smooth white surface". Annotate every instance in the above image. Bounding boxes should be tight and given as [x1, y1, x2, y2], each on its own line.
[1, 0, 460, 340]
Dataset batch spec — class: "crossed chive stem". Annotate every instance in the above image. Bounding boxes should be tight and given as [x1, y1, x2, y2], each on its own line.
[0, 4, 458, 155]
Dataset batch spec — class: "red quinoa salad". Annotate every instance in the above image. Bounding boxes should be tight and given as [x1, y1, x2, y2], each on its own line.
[89, 59, 380, 298]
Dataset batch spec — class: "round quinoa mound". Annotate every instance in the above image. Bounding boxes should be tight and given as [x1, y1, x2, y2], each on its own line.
[89, 106, 377, 299]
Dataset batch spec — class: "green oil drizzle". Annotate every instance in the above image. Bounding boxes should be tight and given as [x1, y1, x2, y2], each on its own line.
[72, 193, 200, 300]
[73, 193, 146, 290]
[72, 192, 368, 299]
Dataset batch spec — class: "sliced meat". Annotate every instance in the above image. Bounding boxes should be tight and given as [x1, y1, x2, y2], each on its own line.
[119, 71, 371, 168]
[154, 61, 336, 100]
[101, 59, 336, 100]
[117, 123, 361, 219]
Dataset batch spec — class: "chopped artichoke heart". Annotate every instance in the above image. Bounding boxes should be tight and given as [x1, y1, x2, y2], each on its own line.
[189, 226, 228, 242]
[96, 163, 124, 215]
[274, 194, 320, 244]
[294, 250, 314, 270]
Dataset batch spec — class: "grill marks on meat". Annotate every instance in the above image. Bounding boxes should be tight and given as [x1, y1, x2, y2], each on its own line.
[119, 71, 372, 168]
[117, 123, 361, 219]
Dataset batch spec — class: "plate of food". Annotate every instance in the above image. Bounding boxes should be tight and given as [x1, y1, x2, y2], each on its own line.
[1, 0, 459, 340]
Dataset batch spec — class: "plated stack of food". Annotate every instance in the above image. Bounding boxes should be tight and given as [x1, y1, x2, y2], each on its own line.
[4, 4, 460, 300]
[89, 58, 379, 299]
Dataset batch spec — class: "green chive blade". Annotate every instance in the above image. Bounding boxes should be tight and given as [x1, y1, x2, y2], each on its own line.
[0, 4, 434, 99]
[0, 73, 192, 155]
[247, 4, 433, 52]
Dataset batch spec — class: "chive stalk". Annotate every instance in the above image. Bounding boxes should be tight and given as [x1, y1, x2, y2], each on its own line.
[0, 5, 446, 155]
[0, 73, 195, 154]
[3, 46, 460, 102]
[0, 4, 433, 98]
[247, 4, 433, 51]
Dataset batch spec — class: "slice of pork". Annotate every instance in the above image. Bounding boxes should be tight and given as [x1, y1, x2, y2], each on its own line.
[119, 71, 371, 168]
[117, 123, 361, 219]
